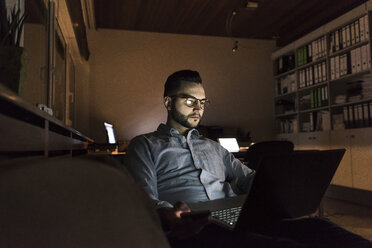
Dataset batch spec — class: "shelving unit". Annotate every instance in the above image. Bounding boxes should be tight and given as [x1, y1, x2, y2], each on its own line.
[273, 7, 372, 135]
[0, 84, 93, 163]
[272, 2, 372, 192]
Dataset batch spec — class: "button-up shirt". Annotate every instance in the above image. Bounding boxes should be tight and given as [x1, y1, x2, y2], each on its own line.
[125, 124, 255, 209]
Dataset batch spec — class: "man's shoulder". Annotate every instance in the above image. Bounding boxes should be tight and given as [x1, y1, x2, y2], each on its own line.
[131, 131, 158, 143]
[196, 135, 229, 152]
[130, 130, 168, 146]
[197, 135, 219, 145]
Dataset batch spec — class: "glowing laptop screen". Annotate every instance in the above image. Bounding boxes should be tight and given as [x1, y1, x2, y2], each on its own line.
[218, 138, 240, 153]
[104, 122, 116, 144]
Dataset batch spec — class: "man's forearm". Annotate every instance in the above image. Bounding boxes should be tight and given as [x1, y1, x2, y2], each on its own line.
[153, 199, 174, 209]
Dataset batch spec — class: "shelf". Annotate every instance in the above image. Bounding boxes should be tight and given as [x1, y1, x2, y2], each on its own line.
[275, 91, 297, 98]
[274, 68, 296, 79]
[329, 40, 369, 57]
[0, 84, 93, 157]
[296, 57, 327, 71]
[275, 112, 298, 118]
[329, 70, 371, 83]
[298, 130, 326, 134]
[299, 106, 329, 114]
[331, 97, 372, 108]
[298, 81, 328, 92]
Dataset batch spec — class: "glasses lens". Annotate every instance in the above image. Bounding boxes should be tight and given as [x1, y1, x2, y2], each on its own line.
[176, 96, 209, 109]
[185, 98, 196, 107]
[200, 100, 210, 108]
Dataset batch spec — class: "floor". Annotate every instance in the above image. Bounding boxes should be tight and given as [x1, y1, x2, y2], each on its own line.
[321, 197, 372, 242]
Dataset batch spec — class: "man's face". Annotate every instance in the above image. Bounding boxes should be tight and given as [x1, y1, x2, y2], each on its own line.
[168, 81, 206, 130]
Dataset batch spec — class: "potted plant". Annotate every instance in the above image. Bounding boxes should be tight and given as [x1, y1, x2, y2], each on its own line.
[0, 2, 27, 94]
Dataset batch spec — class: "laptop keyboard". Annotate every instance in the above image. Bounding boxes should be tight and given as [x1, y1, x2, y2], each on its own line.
[211, 206, 242, 226]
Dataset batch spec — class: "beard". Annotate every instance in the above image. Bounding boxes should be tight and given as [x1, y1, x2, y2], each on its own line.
[170, 104, 202, 129]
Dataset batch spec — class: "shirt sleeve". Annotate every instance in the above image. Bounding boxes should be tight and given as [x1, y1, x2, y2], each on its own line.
[125, 136, 173, 209]
[222, 147, 256, 193]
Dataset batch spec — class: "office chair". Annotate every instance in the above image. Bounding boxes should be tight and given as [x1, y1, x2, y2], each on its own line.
[245, 140, 294, 171]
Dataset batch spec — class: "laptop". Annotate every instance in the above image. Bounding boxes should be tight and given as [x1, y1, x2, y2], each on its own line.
[188, 149, 345, 232]
[218, 138, 249, 160]
[89, 122, 125, 155]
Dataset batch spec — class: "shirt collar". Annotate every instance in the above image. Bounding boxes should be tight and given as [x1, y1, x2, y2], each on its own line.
[157, 123, 200, 138]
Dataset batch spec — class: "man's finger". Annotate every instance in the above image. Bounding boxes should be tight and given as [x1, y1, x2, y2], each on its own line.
[174, 201, 191, 212]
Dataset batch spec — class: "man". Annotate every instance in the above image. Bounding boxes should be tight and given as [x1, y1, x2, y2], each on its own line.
[125, 70, 372, 247]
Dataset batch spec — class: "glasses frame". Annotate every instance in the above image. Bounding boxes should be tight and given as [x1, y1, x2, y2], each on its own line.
[169, 94, 210, 109]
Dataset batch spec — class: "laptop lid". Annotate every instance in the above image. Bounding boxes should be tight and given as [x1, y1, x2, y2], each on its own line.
[218, 138, 240, 153]
[235, 149, 345, 232]
[104, 122, 117, 144]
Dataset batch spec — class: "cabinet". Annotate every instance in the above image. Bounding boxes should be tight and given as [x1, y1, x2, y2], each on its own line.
[351, 129, 372, 190]
[330, 128, 372, 190]
[329, 130, 353, 187]
[297, 131, 330, 150]
[273, 4, 372, 191]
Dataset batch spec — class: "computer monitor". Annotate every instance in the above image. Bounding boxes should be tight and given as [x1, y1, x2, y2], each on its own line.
[218, 138, 240, 153]
[104, 122, 116, 144]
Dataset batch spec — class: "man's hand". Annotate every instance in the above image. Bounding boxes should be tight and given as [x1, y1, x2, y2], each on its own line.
[157, 201, 210, 239]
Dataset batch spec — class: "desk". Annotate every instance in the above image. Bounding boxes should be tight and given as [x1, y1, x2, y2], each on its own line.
[88, 150, 126, 156]
[233, 150, 248, 161]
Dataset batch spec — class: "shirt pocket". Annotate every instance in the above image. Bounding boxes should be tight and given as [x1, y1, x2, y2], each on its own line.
[200, 151, 226, 181]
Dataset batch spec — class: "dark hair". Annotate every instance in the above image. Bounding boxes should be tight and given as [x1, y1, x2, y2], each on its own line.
[164, 70, 202, 97]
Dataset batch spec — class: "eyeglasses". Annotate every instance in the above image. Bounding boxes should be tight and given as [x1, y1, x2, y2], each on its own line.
[169, 94, 211, 109]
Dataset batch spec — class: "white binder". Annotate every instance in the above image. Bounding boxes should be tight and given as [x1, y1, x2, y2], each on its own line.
[364, 15, 369, 39]
[351, 22, 355, 45]
[361, 45, 368, 71]
[335, 55, 340, 79]
[335, 30, 340, 51]
[330, 57, 335, 80]
[356, 47, 362, 73]
[360, 16, 365, 42]
[355, 20, 360, 43]
[346, 24, 351, 47]
[322, 62, 326, 82]
[351, 48, 357, 74]
[342, 26, 347, 49]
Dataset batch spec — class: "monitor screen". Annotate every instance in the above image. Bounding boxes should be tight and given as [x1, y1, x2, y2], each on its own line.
[104, 122, 116, 144]
[218, 138, 240, 153]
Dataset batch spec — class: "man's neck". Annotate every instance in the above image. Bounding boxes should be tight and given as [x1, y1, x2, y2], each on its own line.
[166, 119, 190, 136]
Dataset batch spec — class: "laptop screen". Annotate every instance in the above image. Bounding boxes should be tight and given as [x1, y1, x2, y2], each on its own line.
[218, 138, 240, 152]
[104, 122, 116, 144]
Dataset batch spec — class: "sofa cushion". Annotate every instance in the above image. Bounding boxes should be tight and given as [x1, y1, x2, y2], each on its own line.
[0, 156, 169, 248]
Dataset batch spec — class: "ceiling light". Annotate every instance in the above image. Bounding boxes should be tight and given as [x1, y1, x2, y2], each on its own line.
[232, 41, 239, 52]
[246, 1, 259, 9]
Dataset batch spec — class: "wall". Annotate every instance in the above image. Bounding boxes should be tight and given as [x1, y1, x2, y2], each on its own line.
[87, 29, 276, 142]
[74, 60, 91, 136]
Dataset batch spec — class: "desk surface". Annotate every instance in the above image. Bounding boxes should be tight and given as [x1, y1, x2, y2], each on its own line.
[88, 151, 126, 156]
